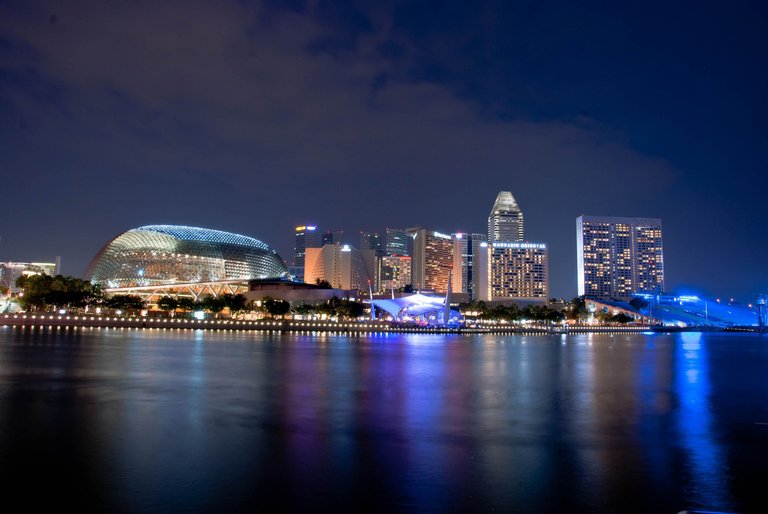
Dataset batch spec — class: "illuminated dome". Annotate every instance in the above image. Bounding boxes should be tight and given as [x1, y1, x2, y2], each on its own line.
[86, 225, 288, 288]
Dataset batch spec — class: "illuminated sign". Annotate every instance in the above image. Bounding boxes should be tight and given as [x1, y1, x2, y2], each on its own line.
[492, 242, 546, 249]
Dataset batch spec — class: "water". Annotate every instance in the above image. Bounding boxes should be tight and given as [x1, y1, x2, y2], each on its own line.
[1, 328, 767, 513]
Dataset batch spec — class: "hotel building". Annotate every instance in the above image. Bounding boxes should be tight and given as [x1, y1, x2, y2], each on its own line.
[406, 227, 453, 293]
[576, 215, 664, 300]
[490, 242, 549, 302]
[304, 243, 370, 291]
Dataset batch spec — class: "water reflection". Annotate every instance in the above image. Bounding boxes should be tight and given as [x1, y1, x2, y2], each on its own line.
[0, 329, 764, 512]
[675, 332, 732, 510]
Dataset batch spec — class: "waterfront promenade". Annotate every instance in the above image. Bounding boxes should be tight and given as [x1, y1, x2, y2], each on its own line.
[1, 312, 656, 334]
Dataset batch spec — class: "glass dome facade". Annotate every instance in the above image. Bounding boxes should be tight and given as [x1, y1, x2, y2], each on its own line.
[87, 225, 288, 288]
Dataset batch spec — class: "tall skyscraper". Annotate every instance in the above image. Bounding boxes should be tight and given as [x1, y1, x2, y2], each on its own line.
[577, 215, 664, 300]
[406, 227, 453, 293]
[490, 242, 549, 301]
[488, 191, 524, 243]
[385, 228, 409, 256]
[452, 233, 490, 301]
[294, 225, 321, 267]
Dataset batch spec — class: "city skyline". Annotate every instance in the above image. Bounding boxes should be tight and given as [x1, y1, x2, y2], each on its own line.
[0, 1, 765, 302]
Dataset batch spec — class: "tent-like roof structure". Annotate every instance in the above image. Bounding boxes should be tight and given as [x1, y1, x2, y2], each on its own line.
[371, 293, 462, 326]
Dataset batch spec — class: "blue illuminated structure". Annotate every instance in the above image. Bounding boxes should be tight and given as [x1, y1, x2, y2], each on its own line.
[372, 293, 462, 327]
[633, 293, 760, 327]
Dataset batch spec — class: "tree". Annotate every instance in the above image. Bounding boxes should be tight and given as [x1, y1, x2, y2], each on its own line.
[15, 274, 104, 311]
[221, 293, 248, 314]
[106, 295, 145, 313]
[262, 297, 290, 317]
[176, 297, 197, 311]
[157, 296, 178, 313]
[199, 295, 225, 314]
[629, 297, 649, 312]
[565, 297, 589, 322]
[293, 303, 316, 315]
[610, 312, 634, 324]
[336, 299, 365, 319]
[315, 279, 332, 289]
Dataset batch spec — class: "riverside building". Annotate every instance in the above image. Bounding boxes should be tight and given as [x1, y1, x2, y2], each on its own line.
[304, 243, 370, 291]
[406, 227, 453, 293]
[377, 254, 412, 292]
[576, 215, 665, 300]
[490, 242, 549, 302]
[452, 233, 490, 301]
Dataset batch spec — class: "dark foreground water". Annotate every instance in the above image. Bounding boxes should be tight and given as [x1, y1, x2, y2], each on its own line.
[1, 328, 767, 513]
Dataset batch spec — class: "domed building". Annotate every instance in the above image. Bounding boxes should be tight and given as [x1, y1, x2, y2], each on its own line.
[87, 225, 288, 293]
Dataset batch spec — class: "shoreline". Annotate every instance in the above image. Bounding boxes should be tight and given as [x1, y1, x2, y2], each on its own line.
[1, 313, 742, 334]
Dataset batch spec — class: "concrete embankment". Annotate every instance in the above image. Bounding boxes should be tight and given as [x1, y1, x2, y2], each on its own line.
[0, 313, 664, 334]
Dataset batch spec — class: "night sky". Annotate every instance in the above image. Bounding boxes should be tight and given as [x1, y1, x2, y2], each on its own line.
[1, 1, 766, 301]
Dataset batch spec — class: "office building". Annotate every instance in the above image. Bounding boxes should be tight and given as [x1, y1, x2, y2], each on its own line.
[294, 225, 321, 268]
[385, 228, 409, 256]
[378, 254, 412, 292]
[452, 233, 490, 301]
[490, 242, 548, 301]
[577, 215, 664, 300]
[407, 227, 453, 293]
[321, 229, 344, 247]
[359, 231, 383, 253]
[304, 243, 370, 291]
[488, 191, 524, 243]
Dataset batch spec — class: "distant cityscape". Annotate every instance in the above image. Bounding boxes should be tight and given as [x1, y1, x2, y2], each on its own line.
[289, 191, 664, 304]
[1, 191, 765, 328]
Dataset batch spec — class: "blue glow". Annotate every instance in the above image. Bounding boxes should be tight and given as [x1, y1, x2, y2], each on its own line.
[675, 333, 731, 508]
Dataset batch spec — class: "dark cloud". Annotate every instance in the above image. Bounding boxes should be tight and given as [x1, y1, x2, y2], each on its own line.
[0, 0, 765, 299]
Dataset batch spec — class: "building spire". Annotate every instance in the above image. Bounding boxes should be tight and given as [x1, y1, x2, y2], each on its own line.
[488, 191, 524, 242]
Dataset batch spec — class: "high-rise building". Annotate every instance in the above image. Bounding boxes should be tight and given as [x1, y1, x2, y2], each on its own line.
[407, 227, 453, 293]
[490, 242, 548, 301]
[385, 228, 409, 256]
[488, 191, 524, 243]
[377, 254, 412, 292]
[576, 215, 664, 300]
[304, 243, 370, 291]
[359, 231, 383, 253]
[452, 233, 490, 301]
[321, 229, 344, 247]
[294, 225, 321, 267]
